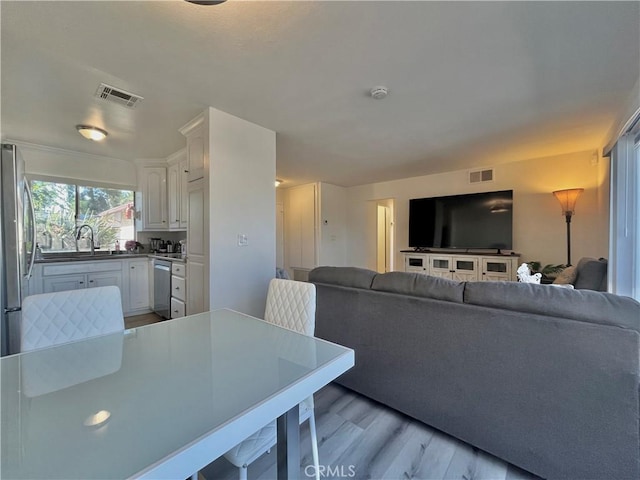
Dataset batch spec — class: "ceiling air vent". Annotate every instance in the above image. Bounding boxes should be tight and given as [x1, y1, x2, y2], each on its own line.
[469, 168, 494, 184]
[95, 83, 143, 108]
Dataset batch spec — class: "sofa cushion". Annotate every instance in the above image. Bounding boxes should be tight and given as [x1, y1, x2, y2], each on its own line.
[464, 281, 640, 333]
[309, 266, 377, 290]
[371, 272, 464, 303]
[552, 265, 577, 285]
[573, 257, 608, 291]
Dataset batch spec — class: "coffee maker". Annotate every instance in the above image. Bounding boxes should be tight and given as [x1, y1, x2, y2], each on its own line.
[149, 238, 162, 253]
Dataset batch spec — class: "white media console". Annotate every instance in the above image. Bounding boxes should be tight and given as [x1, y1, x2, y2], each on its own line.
[401, 251, 521, 282]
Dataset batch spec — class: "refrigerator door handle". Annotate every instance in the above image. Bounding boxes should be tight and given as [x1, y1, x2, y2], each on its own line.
[24, 180, 36, 280]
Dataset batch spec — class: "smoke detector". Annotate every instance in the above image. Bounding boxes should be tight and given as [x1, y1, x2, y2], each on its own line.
[370, 86, 389, 99]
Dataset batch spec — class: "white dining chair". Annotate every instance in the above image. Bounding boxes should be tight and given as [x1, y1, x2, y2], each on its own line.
[20, 286, 125, 352]
[223, 278, 319, 480]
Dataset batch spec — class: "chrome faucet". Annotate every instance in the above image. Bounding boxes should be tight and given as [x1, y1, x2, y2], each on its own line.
[76, 224, 95, 255]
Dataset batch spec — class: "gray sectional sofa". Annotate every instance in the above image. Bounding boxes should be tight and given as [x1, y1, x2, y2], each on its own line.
[309, 266, 640, 480]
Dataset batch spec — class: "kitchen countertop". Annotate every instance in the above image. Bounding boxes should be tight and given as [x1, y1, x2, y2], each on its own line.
[35, 253, 186, 264]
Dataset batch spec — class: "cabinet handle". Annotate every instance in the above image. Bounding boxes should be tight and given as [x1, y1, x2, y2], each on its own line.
[162, 220, 166, 223]
[79, 281, 84, 284]
[89, 280, 94, 283]
[184, 170, 189, 173]
[174, 310, 179, 313]
[175, 286, 180, 290]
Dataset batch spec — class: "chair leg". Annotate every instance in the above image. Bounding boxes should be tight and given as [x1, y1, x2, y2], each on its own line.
[239, 465, 248, 480]
[309, 413, 320, 480]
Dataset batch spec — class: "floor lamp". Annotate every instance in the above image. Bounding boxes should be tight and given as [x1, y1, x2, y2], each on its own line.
[552, 188, 584, 266]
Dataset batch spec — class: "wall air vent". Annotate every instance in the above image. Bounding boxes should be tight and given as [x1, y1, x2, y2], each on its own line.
[469, 168, 494, 184]
[95, 83, 143, 108]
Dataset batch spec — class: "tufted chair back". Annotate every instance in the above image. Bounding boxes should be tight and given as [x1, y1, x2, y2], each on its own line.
[21, 286, 125, 352]
[264, 278, 316, 336]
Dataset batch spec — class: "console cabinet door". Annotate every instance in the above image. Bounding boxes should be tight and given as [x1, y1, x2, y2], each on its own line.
[452, 257, 479, 281]
[482, 259, 512, 281]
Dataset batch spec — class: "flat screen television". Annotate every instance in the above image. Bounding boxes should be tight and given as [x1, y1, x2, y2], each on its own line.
[409, 190, 513, 250]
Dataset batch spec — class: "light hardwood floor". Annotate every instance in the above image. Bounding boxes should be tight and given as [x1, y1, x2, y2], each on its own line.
[124, 312, 163, 329]
[200, 383, 541, 480]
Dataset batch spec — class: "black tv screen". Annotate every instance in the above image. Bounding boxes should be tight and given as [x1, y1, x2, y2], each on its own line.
[409, 190, 513, 250]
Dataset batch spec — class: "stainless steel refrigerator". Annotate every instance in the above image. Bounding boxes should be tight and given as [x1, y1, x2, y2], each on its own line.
[1, 143, 36, 356]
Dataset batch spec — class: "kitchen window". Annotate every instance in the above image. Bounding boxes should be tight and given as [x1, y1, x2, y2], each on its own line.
[31, 180, 135, 253]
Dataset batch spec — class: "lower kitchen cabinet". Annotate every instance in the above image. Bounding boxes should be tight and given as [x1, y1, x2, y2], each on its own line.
[170, 297, 186, 318]
[31, 258, 152, 317]
[124, 259, 150, 315]
[170, 261, 187, 318]
[42, 274, 87, 293]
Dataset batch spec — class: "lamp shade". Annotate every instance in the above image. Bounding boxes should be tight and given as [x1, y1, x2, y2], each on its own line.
[553, 188, 584, 215]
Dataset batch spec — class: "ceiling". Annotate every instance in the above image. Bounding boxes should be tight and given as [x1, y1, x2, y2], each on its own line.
[1, 1, 638, 187]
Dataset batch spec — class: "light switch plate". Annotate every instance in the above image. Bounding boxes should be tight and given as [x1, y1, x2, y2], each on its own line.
[238, 234, 248, 246]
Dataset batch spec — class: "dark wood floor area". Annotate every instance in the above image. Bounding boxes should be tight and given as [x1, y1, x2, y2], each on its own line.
[200, 383, 540, 480]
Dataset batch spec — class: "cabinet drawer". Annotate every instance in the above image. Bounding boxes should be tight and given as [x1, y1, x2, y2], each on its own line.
[171, 275, 186, 301]
[170, 297, 185, 319]
[42, 260, 122, 276]
[171, 262, 186, 277]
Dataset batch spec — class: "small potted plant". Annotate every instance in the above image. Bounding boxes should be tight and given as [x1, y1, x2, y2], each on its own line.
[124, 240, 144, 254]
[527, 261, 567, 283]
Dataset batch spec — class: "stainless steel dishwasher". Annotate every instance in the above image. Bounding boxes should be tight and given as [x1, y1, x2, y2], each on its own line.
[153, 259, 172, 319]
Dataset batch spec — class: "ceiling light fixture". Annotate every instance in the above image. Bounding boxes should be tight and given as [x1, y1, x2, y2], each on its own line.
[275, 179, 283, 187]
[76, 125, 108, 141]
[185, 0, 227, 5]
[370, 86, 389, 99]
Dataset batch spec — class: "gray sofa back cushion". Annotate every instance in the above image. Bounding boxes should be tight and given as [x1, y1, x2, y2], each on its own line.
[464, 281, 640, 333]
[309, 266, 377, 289]
[574, 257, 608, 291]
[371, 272, 464, 303]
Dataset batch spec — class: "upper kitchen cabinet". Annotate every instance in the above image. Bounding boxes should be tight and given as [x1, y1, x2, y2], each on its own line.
[179, 113, 206, 182]
[141, 166, 168, 230]
[167, 149, 188, 231]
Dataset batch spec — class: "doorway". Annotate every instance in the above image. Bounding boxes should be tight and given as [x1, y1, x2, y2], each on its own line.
[376, 199, 394, 273]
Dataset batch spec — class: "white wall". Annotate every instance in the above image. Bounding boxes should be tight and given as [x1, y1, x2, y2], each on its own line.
[14, 141, 137, 189]
[208, 107, 276, 318]
[318, 182, 347, 266]
[346, 150, 608, 270]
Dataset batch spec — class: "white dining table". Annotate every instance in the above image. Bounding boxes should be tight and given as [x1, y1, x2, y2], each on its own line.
[0, 309, 355, 479]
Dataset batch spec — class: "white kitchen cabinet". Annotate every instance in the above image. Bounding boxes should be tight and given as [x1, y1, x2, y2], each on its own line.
[170, 261, 187, 318]
[402, 252, 520, 281]
[31, 258, 152, 316]
[179, 159, 189, 229]
[186, 178, 208, 315]
[87, 271, 123, 289]
[170, 297, 186, 318]
[125, 259, 150, 314]
[167, 153, 189, 231]
[42, 274, 86, 292]
[180, 113, 205, 182]
[167, 162, 180, 230]
[141, 167, 168, 230]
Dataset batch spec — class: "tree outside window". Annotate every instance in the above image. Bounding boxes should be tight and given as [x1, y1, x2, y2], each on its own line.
[31, 180, 134, 253]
